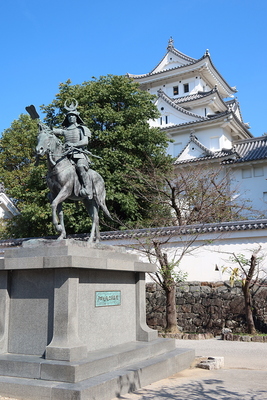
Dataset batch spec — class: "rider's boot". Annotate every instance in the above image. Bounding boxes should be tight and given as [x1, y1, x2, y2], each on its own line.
[79, 169, 93, 199]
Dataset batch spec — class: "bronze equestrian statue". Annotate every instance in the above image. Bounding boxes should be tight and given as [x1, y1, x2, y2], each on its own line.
[26, 100, 110, 242]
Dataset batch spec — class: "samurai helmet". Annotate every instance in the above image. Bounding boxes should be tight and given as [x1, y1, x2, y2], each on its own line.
[62, 98, 84, 126]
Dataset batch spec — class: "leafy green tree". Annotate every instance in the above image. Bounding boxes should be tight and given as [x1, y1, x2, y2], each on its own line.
[0, 75, 172, 238]
[0, 114, 53, 238]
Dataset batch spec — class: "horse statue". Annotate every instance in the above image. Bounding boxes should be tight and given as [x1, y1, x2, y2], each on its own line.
[35, 121, 111, 242]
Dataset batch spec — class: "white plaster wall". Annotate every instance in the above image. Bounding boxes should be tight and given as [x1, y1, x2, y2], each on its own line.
[149, 98, 198, 128]
[178, 143, 205, 161]
[152, 53, 186, 74]
[148, 77, 210, 99]
[101, 229, 267, 283]
[156, 233, 267, 282]
[231, 163, 267, 216]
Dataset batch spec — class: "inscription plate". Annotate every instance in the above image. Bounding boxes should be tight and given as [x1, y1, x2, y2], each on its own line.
[95, 291, 121, 307]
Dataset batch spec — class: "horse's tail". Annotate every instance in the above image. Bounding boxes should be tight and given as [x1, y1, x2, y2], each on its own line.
[94, 187, 112, 220]
[99, 199, 112, 220]
[91, 170, 112, 220]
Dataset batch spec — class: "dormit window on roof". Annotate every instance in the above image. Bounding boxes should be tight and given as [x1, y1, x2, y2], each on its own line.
[174, 133, 238, 165]
[174, 135, 267, 166]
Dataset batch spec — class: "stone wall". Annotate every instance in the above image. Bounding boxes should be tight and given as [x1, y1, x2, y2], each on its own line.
[146, 281, 267, 334]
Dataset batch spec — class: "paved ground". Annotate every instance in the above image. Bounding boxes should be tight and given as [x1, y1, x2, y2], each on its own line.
[0, 338, 266, 399]
[111, 338, 267, 400]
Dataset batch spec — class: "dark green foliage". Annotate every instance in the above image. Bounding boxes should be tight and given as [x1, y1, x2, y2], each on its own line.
[0, 115, 53, 238]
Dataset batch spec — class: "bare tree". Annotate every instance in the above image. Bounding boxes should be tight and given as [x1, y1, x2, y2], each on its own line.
[133, 230, 211, 333]
[136, 163, 254, 226]
[221, 247, 266, 334]
[127, 162, 254, 333]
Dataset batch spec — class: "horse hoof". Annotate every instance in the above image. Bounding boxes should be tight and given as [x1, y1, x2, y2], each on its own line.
[57, 234, 66, 240]
[56, 225, 62, 233]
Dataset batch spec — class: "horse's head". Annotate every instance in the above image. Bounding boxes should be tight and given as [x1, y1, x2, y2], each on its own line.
[36, 127, 62, 158]
[36, 129, 51, 157]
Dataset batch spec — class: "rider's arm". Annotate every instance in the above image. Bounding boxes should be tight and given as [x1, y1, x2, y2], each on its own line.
[72, 134, 88, 148]
[53, 128, 64, 136]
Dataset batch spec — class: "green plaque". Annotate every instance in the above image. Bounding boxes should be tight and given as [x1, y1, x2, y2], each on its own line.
[95, 291, 121, 307]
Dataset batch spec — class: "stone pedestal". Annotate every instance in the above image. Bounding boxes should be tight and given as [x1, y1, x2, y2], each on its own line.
[0, 239, 194, 400]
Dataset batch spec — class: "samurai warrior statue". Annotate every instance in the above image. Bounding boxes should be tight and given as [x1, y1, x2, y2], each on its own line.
[53, 99, 92, 198]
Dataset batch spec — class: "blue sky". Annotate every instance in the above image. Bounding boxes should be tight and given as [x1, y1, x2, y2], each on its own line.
[1, 0, 266, 137]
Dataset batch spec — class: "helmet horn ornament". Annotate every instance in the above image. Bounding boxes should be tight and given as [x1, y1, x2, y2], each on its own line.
[64, 98, 79, 113]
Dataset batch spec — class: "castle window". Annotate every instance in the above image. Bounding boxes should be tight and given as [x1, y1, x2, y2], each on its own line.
[165, 116, 168, 124]
[254, 167, 264, 177]
[242, 168, 252, 179]
[173, 86, 179, 95]
[183, 83, 189, 93]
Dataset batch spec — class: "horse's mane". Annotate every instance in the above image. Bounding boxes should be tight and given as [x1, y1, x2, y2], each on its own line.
[48, 131, 64, 148]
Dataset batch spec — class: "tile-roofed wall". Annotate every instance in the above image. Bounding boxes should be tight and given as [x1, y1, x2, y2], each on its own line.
[1, 219, 267, 249]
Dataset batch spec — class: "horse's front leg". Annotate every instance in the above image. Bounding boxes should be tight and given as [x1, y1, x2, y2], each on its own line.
[51, 190, 68, 240]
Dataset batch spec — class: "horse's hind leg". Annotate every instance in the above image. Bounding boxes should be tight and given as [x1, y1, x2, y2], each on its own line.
[83, 198, 100, 243]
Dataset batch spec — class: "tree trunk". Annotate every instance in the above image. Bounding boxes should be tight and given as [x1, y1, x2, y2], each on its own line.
[242, 252, 258, 335]
[152, 241, 180, 334]
[242, 285, 256, 335]
[165, 284, 180, 333]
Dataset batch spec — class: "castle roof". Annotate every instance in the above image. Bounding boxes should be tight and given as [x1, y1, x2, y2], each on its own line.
[162, 109, 252, 140]
[226, 136, 267, 164]
[173, 88, 228, 113]
[157, 89, 204, 120]
[128, 38, 237, 98]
